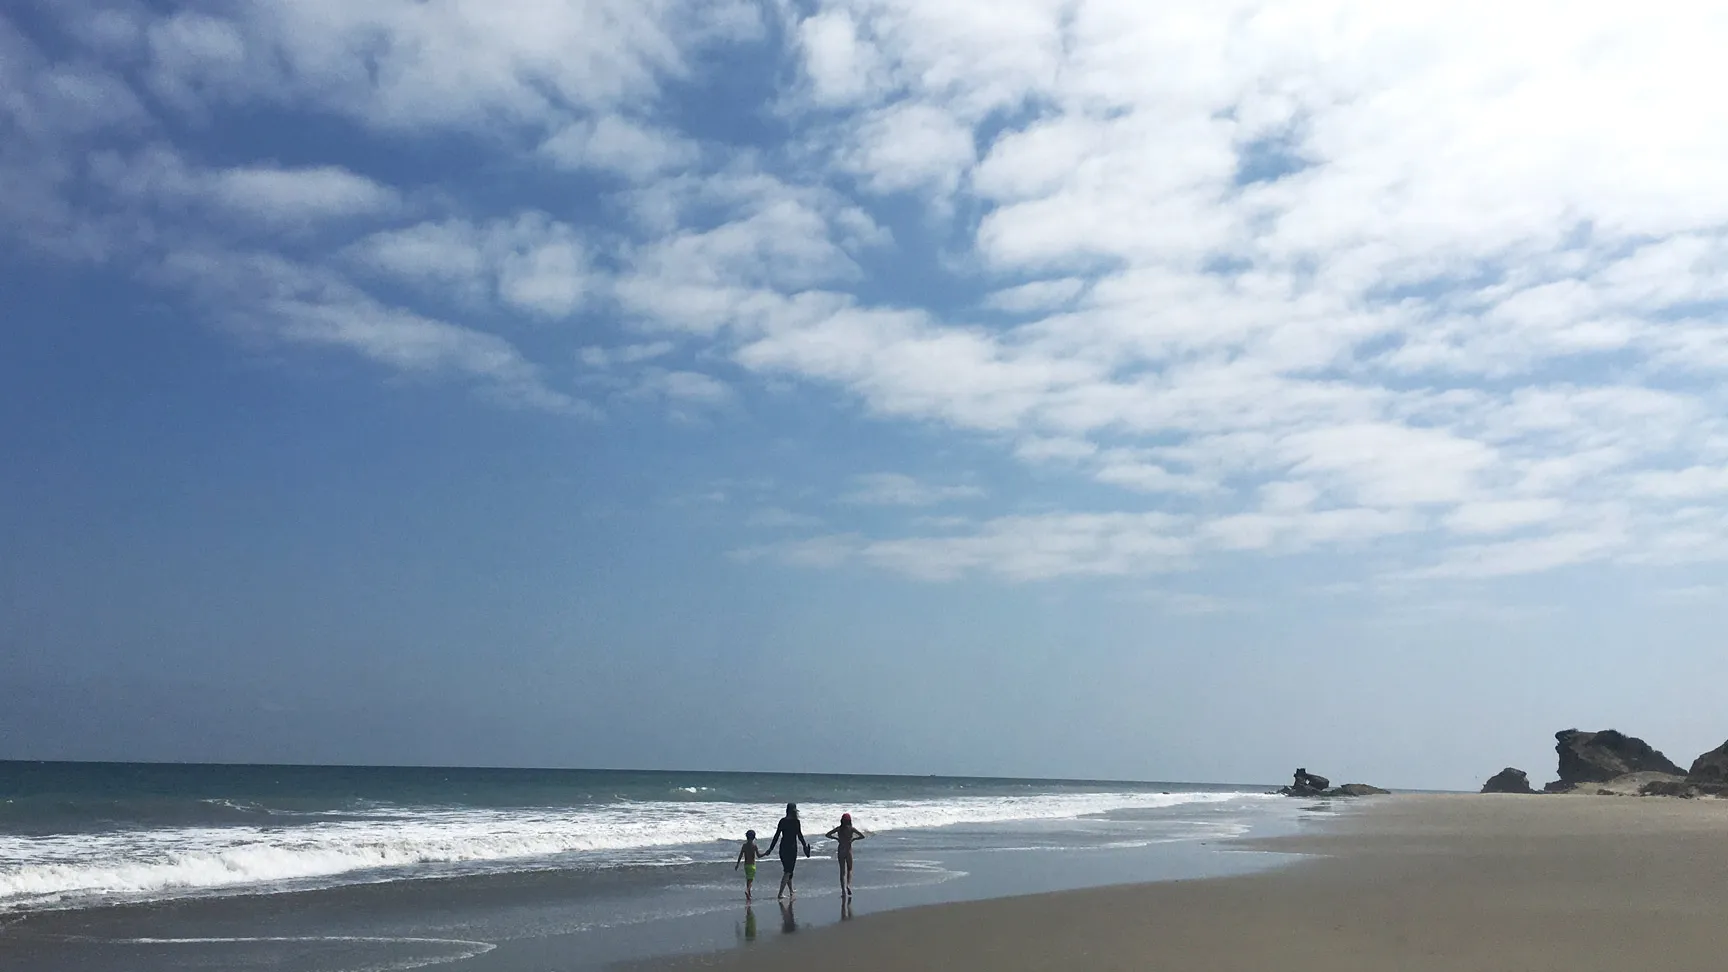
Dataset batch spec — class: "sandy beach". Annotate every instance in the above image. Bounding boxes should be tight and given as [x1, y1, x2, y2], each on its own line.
[649, 795, 1728, 971]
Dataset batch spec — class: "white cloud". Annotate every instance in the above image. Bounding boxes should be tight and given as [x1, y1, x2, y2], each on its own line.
[348, 220, 489, 294]
[842, 101, 974, 197]
[984, 278, 1086, 314]
[144, 0, 761, 129]
[736, 304, 1103, 431]
[27, 63, 148, 135]
[615, 174, 886, 334]
[623, 367, 735, 421]
[1631, 466, 1728, 502]
[758, 511, 1192, 582]
[155, 248, 586, 415]
[498, 235, 588, 318]
[1444, 499, 1566, 536]
[349, 214, 592, 318]
[145, 11, 248, 111]
[211, 165, 399, 225]
[807, 0, 1066, 120]
[746, 507, 825, 529]
[91, 148, 399, 228]
[1092, 457, 1215, 495]
[633, 368, 734, 409]
[797, 10, 889, 106]
[579, 342, 677, 368]
[1413, 523, 1631, 579]
[1201, 507, 1422, 553]
[1014, 436, 1097, 464]
[1280, 423, 1496, 508]
[734, 534, 859, 569]
[14, 0, 1728, 587]
[842, 473, 983, 507]
[540, 114, 699, 180]
[0, 20, 150, 260]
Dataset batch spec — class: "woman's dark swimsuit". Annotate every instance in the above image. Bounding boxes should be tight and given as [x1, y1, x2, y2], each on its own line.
[774, 816, 803, 873]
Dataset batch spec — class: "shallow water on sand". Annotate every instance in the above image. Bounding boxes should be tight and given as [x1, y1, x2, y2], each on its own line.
[0, 763, 1330, 971]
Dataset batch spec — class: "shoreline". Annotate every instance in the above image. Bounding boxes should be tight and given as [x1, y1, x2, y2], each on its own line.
[0, 787, 1306, 972]
[641, 794, 1728, 971]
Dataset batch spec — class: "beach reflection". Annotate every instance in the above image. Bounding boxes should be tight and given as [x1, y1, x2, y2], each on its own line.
[737, 905, 757, 943]
[778, 900, 798, 934]
[841, 896, 854, 922]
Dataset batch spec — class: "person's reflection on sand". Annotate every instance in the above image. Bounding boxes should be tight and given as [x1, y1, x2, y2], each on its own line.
[738, 905, 757, 942]
[840, 896, 854, 922]
[778, 899, 798, 934]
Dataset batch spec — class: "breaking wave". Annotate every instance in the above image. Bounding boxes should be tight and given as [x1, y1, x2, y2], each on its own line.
[0, 790, 1270, 912]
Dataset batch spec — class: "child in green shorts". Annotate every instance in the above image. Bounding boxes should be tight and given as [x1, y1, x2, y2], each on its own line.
[734, 829, 763, 901]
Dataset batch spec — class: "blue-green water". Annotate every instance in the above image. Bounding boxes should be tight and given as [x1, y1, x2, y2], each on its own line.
[0, 762, 1309, 971]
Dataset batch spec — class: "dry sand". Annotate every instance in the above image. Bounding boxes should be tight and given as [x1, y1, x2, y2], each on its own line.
[646, 795, 1728, 971]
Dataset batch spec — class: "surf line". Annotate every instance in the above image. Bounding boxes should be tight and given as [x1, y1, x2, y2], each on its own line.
[64, 934, 496, 963]
[114, 936, 494, 948]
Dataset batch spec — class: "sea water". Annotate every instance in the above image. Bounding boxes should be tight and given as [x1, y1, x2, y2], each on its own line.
[0, 762, 1320, 971]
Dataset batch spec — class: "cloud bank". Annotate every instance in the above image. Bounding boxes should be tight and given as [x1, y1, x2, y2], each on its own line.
[5, 0, 1728, 583]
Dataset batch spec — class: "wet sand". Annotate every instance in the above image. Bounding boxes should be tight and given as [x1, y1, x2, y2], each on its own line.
[646, 794, 1728, 971]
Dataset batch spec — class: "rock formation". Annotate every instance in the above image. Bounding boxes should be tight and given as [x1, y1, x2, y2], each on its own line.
[1585, 772, 1688, 796]
[1481, 767, 1535, 794]
[1276, 769, 1386, 798]
[1687, 740, 1728, 785]
[1640, 779, 1697, 798]
[1552, 729, 1683, 785]
[1328, 783, 1390, 796]
[1277, 767, 1331, 797]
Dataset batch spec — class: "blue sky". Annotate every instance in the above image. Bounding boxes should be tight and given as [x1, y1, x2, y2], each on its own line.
[4, 1, 1728, 790]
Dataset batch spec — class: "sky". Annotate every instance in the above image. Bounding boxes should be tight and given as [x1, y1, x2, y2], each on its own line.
[3, 1, 1728, 791]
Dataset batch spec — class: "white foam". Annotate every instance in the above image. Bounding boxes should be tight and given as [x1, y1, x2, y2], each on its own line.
[0, 790, 1273, 912]
[113, 935, 495, 972]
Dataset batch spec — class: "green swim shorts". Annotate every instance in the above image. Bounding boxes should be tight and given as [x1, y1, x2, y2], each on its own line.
[744, 863, 757, 880]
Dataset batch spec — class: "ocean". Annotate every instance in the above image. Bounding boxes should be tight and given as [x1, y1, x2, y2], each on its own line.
[0, 762, 1322, 971]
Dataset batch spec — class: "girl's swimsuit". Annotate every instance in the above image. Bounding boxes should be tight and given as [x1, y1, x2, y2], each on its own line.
[831, 824, 858, 860]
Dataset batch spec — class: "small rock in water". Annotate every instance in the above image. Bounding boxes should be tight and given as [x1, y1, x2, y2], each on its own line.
[1325, 783, 1389, 797]
[1277, 767, 1332, 797]
[1275, 768, 1387, 798]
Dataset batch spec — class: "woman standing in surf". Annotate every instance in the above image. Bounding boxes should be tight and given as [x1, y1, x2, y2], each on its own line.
[765, 802, 811, 899]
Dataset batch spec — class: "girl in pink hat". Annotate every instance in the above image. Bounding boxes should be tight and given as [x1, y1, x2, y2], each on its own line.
[824, 812, 870, 897]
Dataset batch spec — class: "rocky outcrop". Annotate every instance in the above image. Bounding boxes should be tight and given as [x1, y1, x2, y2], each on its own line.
[1328, 783, 1390, 797]
[1589, 772, 1688, 796]
[1641, 779, 1697, 798]
[1277, 768, 1331, 797]
[1543, 780, 1578, 793]
[1687, 740, 1728, 785]
[1276, 769, 1386, 798]
[1481, 768, 1535, 794]
[1553, 729, 1683, 785]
